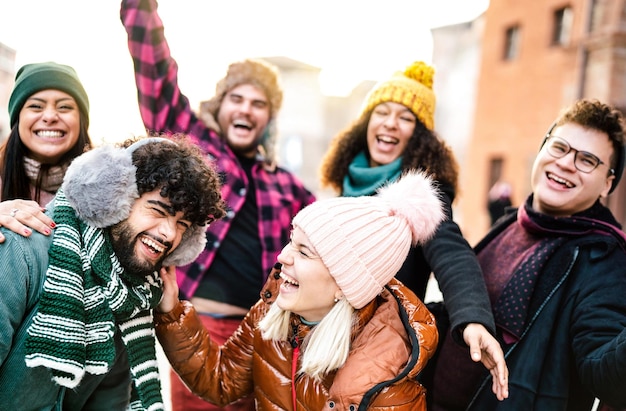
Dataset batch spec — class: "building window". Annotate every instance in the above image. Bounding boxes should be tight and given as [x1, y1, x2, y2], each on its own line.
[552, 6, 573, 45]
[503, 25, 521, 60]
[589, 0, 608, 32]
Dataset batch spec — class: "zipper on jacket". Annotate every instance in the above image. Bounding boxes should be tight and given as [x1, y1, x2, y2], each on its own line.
[290, 324, 300, 410]
[359, 286, 420, 411]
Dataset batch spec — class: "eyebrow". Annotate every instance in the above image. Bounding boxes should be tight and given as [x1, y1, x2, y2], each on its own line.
[147, 199, 175, 216]
[228, 91, 268, 106]
[296, 240, 318, 256]
[27, 96, 75, 104]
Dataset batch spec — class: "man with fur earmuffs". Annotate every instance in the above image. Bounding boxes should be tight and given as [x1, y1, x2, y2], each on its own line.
[0, 136, 226, 410]
[120, 1, 315, 410]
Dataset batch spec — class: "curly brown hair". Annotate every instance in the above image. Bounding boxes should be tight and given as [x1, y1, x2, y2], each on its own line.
[120, 134, 226, 227]
[319, 109, 459, 196]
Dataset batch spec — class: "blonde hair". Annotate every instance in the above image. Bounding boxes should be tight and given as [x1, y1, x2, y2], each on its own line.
[259, 299, 355, 381]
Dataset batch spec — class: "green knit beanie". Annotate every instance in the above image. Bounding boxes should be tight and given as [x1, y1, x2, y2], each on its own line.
[8, 62, 90, 128]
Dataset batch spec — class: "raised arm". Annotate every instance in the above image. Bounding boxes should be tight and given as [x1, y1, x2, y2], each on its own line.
[120, 0, 199, 135]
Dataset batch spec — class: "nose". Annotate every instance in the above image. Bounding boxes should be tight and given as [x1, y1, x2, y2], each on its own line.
[238, 100, 253, 114]
[158, 218, 178, 243]
[554, 151, 578, 172]
[277, 244, 293, 265]
[42, 107, 59, 123]
[382, 113, 398, 129]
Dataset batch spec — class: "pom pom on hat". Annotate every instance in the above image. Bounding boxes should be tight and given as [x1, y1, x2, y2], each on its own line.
[292, 171, 444, 309]
[361, 61, 436, 130]
[8, 62, 89, 128]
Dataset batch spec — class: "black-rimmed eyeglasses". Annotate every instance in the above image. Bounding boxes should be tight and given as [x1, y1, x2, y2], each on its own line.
[544, 135, 614, 174]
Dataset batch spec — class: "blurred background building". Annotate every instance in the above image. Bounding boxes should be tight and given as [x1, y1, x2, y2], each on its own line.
[447, 0, 626, 244]
[0, 42, 15, 140]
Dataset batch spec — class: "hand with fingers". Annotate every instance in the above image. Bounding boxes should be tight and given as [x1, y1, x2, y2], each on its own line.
[463, 323, 509, 401]
[157, 266, 179, 313]
[0, 199, 56, 243]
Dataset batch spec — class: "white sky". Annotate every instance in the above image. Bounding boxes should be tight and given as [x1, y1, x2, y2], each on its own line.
[0, 0, 488, 143]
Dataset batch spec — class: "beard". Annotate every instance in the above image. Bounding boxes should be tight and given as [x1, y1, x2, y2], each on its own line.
[109, 220, 169, 278]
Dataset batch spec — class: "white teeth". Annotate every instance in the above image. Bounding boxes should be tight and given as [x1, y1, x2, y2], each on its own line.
[377, 135, 398, 144]
[36, 130, 64, 138]
[141, 237, 164, 253]
[233, 119, 252, 128]
[548, 173, 574, 188]
[279, 272, 299, 286]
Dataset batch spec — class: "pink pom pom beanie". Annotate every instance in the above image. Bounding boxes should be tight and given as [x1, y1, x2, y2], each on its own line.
[292, 171, 444, 309]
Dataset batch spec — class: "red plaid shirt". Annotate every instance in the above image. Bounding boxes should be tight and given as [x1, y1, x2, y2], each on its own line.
[121, 0, 315, 299]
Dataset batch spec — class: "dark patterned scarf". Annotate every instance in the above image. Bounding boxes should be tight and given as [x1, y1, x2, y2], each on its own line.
[493, 196, 626, 342]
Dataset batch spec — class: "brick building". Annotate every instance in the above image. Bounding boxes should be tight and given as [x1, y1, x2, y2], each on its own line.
[458, 0, 626, 245]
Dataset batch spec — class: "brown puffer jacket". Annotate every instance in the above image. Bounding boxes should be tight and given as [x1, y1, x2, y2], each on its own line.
[155, 268, 438, 410]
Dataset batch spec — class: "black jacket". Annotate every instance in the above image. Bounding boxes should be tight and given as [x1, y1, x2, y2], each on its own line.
[396, 184, 495, 338]
[467, 210, 626, 410]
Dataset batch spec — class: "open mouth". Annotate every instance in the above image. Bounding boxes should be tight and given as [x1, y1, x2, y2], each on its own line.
[233, 119, 253, 131]
[376, 135, 399, 145]
[36, 130, 65, 138]
[280, 272, 300, 289]
[140, 235, 166, 256]
[547, 172, 575, 188]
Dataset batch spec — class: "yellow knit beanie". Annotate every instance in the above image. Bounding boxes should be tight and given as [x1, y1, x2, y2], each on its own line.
[361, 61, 436, 130]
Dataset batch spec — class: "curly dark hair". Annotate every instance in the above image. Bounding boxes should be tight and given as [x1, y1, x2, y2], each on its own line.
[120, 135, 226, 227]
[319, 109, 459, 196]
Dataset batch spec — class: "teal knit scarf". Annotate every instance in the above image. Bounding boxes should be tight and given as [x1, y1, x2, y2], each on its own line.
[25, 189, 164, 410]
[342, 151, 403, 197]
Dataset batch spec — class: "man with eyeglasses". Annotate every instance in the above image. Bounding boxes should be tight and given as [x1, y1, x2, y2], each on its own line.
[430, 99, 626, 411]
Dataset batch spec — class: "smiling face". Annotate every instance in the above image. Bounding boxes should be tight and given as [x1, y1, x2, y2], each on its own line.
[275, 226, 342, 322]
[17, 89, 81, 164]
[110, 190, 191, 277]
[366, 102, 417, 167]
[531, 122, 615, 216]
[216, 83, 271, 158]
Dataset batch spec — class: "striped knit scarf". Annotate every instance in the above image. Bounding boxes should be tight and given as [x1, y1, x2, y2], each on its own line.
[25, 189, 164, 411]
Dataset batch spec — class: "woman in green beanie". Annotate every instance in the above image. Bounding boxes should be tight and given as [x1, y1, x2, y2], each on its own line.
[0, 61, 92, 242]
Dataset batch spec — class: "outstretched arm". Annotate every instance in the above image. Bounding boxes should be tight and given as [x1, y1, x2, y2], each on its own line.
[0, 200, 54, 243]
[423, 188, 507, 399]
